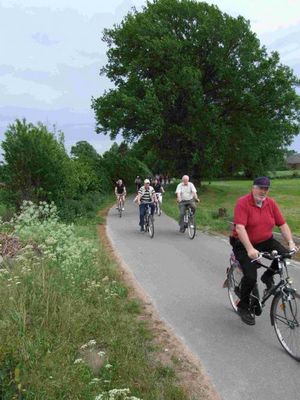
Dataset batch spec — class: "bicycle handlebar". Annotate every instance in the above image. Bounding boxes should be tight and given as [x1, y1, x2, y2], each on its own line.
[251, 249, 297, 263]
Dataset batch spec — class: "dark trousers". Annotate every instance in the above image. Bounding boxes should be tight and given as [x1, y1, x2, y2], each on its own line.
[178, 200, 196, 229]
[231, 236, 287, 309]
[139, 203, 155, 227]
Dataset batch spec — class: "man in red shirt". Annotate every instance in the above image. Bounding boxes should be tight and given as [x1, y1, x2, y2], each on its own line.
[230, 176, 297, 325]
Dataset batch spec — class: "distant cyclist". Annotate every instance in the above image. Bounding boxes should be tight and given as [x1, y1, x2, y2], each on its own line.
[152, 178, 165, 205]
[115, 179, 126, 211]
[176, 175, 199, 233]
[134, 176, 142, 192]
[137, 179, 156, 231]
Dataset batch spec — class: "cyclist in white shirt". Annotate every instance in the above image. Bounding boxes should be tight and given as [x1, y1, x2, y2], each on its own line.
[175, 175, 199, 232]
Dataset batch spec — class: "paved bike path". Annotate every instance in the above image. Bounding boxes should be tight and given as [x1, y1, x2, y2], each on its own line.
[107, 199, 300, 400]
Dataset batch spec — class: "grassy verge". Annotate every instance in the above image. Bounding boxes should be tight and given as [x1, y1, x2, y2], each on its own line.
[163, 178, 300, 237]
[0, 199, 190, 400]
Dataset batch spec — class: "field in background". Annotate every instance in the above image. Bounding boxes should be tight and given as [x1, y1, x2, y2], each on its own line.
[163, 178, 300, 237]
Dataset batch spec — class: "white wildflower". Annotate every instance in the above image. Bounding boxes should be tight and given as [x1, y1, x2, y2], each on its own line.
[89, 378, 101, 384]
[74, 358, 84, 364]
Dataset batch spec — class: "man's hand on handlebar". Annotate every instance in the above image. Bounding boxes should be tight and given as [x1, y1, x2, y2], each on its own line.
[288, 240, 299, 252]
[247, 248, 260, 260]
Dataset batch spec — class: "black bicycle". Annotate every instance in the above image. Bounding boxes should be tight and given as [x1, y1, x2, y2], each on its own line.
[182, 206, 196, 239]
[144, 203, 154, 238]
[224, 249, 300, 361]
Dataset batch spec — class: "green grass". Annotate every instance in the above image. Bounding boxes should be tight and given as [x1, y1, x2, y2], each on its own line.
[0, 200, 190, 400]
[163, 178, 300, 237]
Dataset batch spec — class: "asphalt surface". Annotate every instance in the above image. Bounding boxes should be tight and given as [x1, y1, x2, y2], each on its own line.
[107, 198, 300, 400]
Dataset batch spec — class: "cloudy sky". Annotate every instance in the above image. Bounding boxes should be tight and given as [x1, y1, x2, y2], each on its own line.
[1, 0, 300, 156]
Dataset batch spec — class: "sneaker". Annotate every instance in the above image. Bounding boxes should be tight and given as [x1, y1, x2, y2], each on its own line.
[122, 207, 125, 211]
[140, 227, 145, 232]
[179, 227, 185, 233]
[237, 306, 255, 325]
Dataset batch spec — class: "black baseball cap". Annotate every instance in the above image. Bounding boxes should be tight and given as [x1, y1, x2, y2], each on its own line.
[253, 176, 270, 188]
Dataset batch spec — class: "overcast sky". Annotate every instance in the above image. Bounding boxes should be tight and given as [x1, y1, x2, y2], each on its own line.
[1, 0, 300, 155]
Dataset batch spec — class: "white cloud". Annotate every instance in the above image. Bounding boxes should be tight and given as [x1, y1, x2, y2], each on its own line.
[207, 0, 300, 33]
[0, 0, 145, 16]
[0, 75, 62, 104]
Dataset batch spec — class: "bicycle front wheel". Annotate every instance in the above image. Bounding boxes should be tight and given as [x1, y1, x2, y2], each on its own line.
[187, 215, 196, 239]
[118, 203, 122, 217]
[227, 262, 243, 312]
[271, 291, 300, 361]
[148, 215, 154, 238]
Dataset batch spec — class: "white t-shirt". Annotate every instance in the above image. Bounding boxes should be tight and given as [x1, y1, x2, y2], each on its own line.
[175, 182, 197, 201]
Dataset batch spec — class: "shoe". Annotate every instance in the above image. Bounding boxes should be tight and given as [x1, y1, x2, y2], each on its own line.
[250, 296, 262, 316]
[140, 227, 145, 232]
[122, 207, 125, 211]
[237, 306, 255, 325]
[179, 228, 185, 233]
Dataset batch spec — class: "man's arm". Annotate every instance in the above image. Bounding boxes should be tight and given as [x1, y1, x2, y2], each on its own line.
[176, 186, 181, 202]
[279, 223, 297, 250]
[192, 191, 199, 202]
[236, 224, 259, 259]
[150, 188, 157, 202]
[190, 183, 199, 201]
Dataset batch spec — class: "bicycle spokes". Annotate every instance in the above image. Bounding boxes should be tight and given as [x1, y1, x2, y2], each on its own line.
[272, 292, 300, 361]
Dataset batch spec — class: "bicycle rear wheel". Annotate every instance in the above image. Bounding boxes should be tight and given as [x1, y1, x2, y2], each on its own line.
[187, 215, 196, 239]
[227, 261, 243, 312]
[271, 291, 300, 361]
[148, 215, 154, 238]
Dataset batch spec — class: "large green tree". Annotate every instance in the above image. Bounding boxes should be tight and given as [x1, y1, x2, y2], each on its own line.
[92, 0, 300, 178]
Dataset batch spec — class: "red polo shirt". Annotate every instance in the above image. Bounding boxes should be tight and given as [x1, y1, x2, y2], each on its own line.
[232, 193, 285, 244]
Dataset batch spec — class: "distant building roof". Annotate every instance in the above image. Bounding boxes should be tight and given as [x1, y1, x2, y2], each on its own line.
[286, 153, 300, 164]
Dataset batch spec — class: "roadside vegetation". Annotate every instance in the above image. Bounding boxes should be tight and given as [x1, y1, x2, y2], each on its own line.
[0, 201, 189, 400]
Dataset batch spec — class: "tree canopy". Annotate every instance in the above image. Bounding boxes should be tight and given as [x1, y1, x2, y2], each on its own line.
[1, 119, 71, 204]
[92, 0, 300, 178]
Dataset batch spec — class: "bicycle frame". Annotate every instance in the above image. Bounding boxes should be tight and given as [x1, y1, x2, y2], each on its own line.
[251, 252, 295, 306]
[143, 203, 154, 238]
[183, 206, 193, 225]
